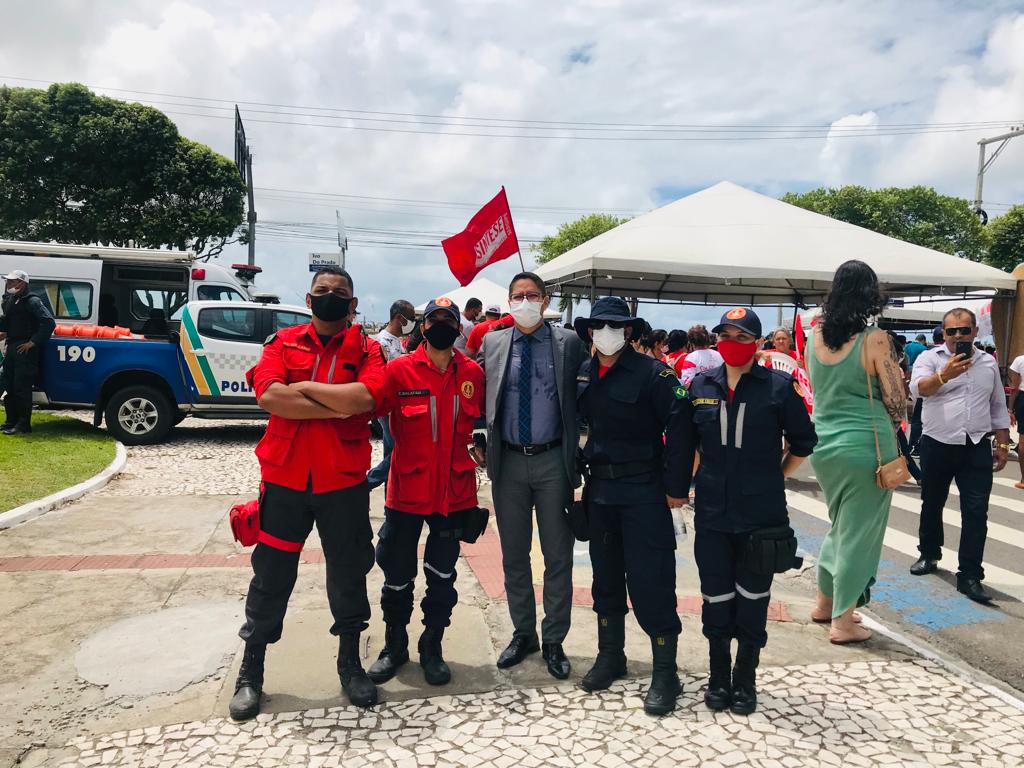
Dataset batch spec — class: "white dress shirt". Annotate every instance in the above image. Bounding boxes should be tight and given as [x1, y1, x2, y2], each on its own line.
[910, 345, 1009, 445]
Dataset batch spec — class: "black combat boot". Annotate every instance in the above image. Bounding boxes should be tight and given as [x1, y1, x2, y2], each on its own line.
[337, 634, 379, 708]
[730, 642, 760, 715]
[418, 626, 452, 686]
[580, 615, 628, 692]
[367, 625, 410, 683]
[228, 642, 266, 721]
[644, 634, 681, 716]
[704, 637, 732, 711]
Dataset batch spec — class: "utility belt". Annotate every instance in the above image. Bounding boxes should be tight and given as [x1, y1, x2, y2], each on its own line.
[741, 524, 803, 575]
[385, 506, 491, 544]
[586, 459, 657, 480]
[567, 455, 659, 542]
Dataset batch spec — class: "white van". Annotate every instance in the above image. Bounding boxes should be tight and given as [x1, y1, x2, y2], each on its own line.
[0, 240, 254, 335]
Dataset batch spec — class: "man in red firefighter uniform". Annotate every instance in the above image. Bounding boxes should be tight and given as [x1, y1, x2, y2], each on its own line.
[365, 297, 485, 687]
[230, 266, 387, 721]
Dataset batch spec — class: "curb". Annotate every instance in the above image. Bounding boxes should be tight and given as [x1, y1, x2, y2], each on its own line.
[0, 441, 128, 530]
[860, 612, 1024, 712]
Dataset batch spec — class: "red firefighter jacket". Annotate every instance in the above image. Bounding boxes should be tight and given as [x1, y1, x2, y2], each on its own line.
[251, 323, 386, 493]
[377, 345, 484, 515]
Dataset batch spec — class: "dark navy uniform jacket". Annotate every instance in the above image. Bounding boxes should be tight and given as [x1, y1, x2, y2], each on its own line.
[578, 346, 690, 504]
[679, 362, 817, 533]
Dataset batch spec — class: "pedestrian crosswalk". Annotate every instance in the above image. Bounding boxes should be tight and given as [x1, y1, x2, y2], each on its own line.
[786, 483, 1024, 591]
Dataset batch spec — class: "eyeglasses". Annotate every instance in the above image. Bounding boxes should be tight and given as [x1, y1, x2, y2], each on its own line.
[510, 292, 544, 303]
[591, 320, 627, 330]
[944, 326, 973, 336]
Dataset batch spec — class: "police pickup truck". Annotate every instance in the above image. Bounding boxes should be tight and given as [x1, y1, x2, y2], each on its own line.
[36, 301, 311, 445]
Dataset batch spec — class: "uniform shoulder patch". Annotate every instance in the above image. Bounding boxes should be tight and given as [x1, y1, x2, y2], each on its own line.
[658, 367, 676, 378]
[263, 332, 277, 346]
[673, 386, 688, 399]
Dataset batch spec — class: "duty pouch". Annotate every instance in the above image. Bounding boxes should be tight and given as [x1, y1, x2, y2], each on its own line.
[229, 498, 261, 547]
[229, 484, 303, 553]
[742, 524, 803, 575]
[459, 506, 490, 544]
[567, 450, 591, 542]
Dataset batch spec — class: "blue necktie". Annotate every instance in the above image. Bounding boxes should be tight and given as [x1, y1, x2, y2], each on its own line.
[518, 337, 532, 445]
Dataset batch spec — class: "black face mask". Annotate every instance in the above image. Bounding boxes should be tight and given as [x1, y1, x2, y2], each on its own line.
[424, 322, 459, 350]
[309, 292, 352, 322]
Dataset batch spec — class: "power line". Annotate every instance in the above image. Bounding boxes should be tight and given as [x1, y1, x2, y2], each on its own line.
[3, 76, 1020, 142]
[4, 75, 1020, 132]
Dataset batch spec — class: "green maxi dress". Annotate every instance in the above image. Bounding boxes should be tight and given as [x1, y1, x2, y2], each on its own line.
[806, 329, 897, 617]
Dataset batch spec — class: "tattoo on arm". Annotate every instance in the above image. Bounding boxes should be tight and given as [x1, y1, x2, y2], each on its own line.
[878, 338, 908, 423]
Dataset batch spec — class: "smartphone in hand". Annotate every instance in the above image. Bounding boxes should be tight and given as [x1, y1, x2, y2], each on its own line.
[955, 341, 974, 358]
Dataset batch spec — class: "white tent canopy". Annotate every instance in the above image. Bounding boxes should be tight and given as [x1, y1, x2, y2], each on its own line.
[534, 181, 1017, 306]
[415, 277, 562, 320]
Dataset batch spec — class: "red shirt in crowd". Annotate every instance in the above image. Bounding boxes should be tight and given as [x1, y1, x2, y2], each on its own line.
[466, 315, 514, 357]
[251, 323, 387, 493]
[376, 344, 485, 516]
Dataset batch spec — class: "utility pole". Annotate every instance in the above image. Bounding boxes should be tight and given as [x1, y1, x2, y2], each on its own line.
[234, 106, 256, 266]
[336, 210, 348, 270]
[973, 125, 1023, 224]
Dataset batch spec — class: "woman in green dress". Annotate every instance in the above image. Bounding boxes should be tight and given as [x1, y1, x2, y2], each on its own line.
[806, 261, 907, 644]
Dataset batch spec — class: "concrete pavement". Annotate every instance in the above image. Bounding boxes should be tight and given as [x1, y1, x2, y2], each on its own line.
[2, 418, 1024, 767]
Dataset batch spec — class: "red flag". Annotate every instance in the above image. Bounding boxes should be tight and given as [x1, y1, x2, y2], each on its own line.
[442, 188, 520, 286]
[794, 313, 806, 362]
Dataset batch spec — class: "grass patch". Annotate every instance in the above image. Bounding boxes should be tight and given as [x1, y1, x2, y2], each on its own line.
[0, 413, 117, 512]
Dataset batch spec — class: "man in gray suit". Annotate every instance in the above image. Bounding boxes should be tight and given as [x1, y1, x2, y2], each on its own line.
[479, 271, 588, 679]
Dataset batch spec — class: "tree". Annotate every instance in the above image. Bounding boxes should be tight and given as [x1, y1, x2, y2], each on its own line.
[781, 185, 990, 262]
[531, 213, 629, 310]
[0, 83, 245, 255]
[986, 205, 1024, 273]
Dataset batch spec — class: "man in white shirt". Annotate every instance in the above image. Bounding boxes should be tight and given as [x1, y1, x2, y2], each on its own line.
[455, 297, 482, 353]
[368, 300, 416, 490]
[909, 308, 1010, 603]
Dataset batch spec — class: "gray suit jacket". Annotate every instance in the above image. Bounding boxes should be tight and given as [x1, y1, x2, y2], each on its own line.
[480, 322, 589, 487]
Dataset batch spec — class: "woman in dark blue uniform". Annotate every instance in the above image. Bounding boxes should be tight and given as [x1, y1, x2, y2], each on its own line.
[573, 297, 690, 716]
[679, 308, 816, 715]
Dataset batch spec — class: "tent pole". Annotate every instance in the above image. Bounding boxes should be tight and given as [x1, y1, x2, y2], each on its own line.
[590, 273, 596, 304]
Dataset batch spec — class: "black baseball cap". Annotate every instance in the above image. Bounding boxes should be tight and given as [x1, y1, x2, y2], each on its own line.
[712, 307, 762, 338]
[423, 296, 461, 323]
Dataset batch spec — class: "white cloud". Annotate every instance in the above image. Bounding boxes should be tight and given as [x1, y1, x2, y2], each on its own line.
[2, 1, 1024, 323]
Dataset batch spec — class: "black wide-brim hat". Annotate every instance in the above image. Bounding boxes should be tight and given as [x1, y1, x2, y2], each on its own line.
[573, 296, 648, 345]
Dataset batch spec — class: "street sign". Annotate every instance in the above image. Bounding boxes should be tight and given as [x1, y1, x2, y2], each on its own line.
[309, 252, 343, 273]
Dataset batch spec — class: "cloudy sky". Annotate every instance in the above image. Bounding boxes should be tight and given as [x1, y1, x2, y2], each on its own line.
[3, 0, 1024, 328]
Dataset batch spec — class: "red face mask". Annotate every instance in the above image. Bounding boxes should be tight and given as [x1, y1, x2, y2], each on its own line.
[718, 339, 758, 367]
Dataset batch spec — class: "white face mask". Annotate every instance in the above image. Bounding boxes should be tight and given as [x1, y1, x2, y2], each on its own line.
[6, 288, 18, 295]
[400, 317, 416, 335]
[510, 298, 543, 327]
[592, 325, 627, 356]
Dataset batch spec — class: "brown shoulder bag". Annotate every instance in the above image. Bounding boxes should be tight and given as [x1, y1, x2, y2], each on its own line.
[863, 331, 910, 490]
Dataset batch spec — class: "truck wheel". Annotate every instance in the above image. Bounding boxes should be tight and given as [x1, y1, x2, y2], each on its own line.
[104, 386, 173, 445]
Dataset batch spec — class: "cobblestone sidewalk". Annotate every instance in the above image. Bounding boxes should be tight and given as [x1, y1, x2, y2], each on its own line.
[52, 659, 1024, 768]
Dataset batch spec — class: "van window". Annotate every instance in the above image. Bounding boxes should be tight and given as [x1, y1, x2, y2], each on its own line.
[29, 281, 93, 320]
[271, 310, 310, 331]
[197, 285, 247, 302]
[131, 289, 188, 321]
[197, 307, 259, 342]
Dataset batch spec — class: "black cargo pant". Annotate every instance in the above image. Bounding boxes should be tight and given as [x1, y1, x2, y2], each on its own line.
[1, 344, 39, 429]
[239, 480, 374, 645]
[375, 507, 467, 629]
[589, 501, 682, 638]
[694, 528, 774, 648]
